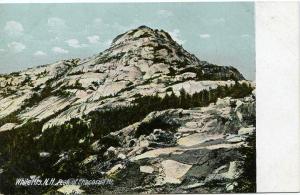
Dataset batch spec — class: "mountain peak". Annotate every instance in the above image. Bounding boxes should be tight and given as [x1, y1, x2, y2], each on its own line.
[137, 25, 152, 30]
[94, 26, 245, 81]
[100, 25, 206, 73]
[111, 25, 174, 46]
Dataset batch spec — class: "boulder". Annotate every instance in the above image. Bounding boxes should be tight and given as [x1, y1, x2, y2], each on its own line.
[106, 164, 124, 176]
[156, 160, 192, 185]
[57, 185, 84, 194]
[104, 146, 118, 158]
[140, 166, 154, 174]
[39, 152, 50, 158]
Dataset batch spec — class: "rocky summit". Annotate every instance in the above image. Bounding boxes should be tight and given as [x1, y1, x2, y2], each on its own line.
[0, 26, 255, 194]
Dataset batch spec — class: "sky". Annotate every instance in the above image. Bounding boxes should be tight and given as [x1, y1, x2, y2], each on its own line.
[0, 2, 255, 80]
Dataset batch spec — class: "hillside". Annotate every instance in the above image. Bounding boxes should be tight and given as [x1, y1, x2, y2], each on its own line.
[0, 26, 255, 194]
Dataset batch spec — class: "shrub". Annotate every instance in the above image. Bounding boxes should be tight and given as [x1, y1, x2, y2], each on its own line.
[135, 117, 179, 138]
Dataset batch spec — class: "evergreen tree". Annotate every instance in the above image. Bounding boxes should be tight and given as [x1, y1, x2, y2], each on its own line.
[179, 88, 187, 108]
[202, 89, 209, 106]
[169, 90, 179, 108]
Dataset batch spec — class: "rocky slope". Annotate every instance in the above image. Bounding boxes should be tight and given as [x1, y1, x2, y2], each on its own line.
[0, 26, 255, 194]
[81, 95, 255, 194]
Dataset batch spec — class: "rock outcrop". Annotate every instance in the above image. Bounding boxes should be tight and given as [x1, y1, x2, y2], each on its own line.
[0, 26, 246, 131]
[79, 94, 255, 193]
[0, 26, 255, 194]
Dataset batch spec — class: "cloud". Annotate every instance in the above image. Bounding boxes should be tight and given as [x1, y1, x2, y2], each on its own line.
[52, 47, 68, 54]
[241, 34, 250, 38]
[34, 51, 47, 56]
[169, 29, 186, 45]
[65, 39, 87, 48]
[7, 42, 26, 53]
[47, 17, 66, 33]
[199, 34, 211, 39]
[4, 21, 24, 37]
[157, 9, 173, 17]
[0, 48, 5, 52]
[87, 35, 100, 44]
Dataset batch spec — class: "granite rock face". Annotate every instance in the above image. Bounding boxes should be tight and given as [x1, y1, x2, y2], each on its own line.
[0, 26, 255, 194]
[0, 26, 246, 131]
[82, 94, 255, 193]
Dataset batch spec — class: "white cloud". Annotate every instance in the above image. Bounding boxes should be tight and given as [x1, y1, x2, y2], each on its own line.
[0, 48, 5, 52]
[34, 51, 47, 56]
[47, 17, 66, 33]
[169, 29, 186, 45]
[241, 34, 250, 38]
[157, 9, 173, 17]
[65, 39, 87, 48]
[7, 42, 26, 53]
[87, 35, 100, 44]
[52, 47, 68, 54]
[4, 21, 24, 37]
[199, 34, 211, 39]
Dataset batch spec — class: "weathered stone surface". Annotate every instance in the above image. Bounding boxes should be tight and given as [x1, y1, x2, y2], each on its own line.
[0, 26, 249, 129]
[81, 155, 97, 165]
[57, 185, 84, 194]
[106, 164, 124, 176]
[87, 94, 255, 193]
[140, 166, 154, 174]
[0, 123, 17, 132]
[156, 160, 192, 185]
[0, 26, 255, 194]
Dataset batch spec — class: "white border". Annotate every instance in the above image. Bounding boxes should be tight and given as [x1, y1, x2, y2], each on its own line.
[256, 1, 300, 192]
[0, 0, 299, 192]
[0, 0, 288, 3]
